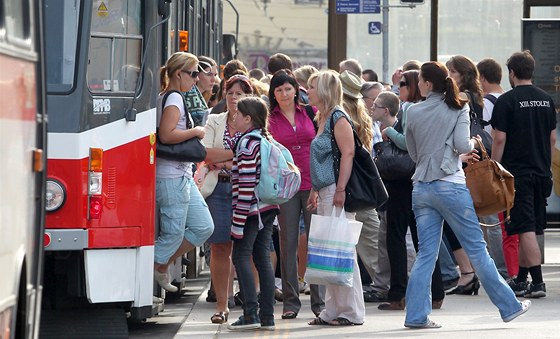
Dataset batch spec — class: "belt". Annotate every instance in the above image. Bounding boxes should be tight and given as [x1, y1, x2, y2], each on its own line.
[217, 173, 231, 183]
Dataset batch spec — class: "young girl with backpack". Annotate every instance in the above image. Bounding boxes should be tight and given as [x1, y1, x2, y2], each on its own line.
[228, 96, 280, 331]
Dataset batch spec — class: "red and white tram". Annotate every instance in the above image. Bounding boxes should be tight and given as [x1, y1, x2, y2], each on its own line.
[42, 0, 225, 326]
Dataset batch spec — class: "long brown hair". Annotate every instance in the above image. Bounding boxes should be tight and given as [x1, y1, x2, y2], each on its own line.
[420, 62, 467, 110]
[401, 70, 423, 103]
[236, 97, 272, 140]
[446, 55, 483, 107]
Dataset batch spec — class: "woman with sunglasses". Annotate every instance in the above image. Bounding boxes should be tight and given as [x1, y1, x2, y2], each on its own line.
[201, 75, 255, 324]
[154, 52, 214, 293]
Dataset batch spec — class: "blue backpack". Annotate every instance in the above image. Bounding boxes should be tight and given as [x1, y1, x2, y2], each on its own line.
[238, 129, 301, 204]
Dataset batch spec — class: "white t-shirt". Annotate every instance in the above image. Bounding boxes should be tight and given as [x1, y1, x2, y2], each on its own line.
[482, 92, 502, 135]
[156, 91, 194, 178]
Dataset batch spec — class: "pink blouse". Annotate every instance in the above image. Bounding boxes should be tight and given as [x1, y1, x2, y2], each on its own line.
[269, 105, 316, 191]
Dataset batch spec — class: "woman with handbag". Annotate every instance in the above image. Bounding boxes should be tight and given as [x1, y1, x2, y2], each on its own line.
[268, 70, 320, 319]
[201, 75, 254, 324]
[306, 70, 365, 326]
[403, 61, 530, 329]
[154, 52, 214, 292]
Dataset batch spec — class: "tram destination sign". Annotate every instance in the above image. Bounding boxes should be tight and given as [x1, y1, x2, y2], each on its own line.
[522, 19, 560, 113]
[336, 0, 381, 14]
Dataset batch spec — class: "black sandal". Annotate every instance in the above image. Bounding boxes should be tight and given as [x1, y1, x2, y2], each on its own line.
[308, 317, 329, 325]
[210, 311, 229, 324]
[329, 317, 358, 326]
[282, 311, 297, 319]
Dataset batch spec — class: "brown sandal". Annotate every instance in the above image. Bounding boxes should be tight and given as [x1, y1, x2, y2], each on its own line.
[308, 317, 329, 325]
[211, 311, 229, 324]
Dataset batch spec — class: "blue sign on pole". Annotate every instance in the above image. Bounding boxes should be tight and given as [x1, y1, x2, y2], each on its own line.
[336, 0, 381, 14]
[368, 21, 382, 34]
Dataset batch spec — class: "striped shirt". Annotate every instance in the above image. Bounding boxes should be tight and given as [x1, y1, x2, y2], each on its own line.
[231, 128, 278, 239]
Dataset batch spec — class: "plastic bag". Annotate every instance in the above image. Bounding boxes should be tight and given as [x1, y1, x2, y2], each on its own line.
[305, 208, 363, 287]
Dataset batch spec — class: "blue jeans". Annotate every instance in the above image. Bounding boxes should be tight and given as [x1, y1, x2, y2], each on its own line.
[155, 176, 214, 264]
[232, 210, 277, 321]
[405, 180, 523, 326]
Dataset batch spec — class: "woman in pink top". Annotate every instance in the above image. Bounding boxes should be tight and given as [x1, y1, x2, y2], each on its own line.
[268, 70, 322, 319]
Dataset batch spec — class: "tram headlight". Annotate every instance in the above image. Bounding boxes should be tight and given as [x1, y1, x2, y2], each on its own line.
[46, 179, 66, 212]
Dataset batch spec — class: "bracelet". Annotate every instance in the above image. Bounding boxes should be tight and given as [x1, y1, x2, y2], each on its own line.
[335, 187, 345, 192]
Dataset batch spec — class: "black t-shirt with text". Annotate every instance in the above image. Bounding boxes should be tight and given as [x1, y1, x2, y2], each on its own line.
[490, 84, 556, 177]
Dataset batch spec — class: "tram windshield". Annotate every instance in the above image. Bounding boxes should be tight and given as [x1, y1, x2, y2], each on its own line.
[44, 0, 80, 93]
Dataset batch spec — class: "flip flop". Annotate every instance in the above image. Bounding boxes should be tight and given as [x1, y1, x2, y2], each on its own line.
[308, 317, 329, 325]
[210, 311, 229, 324]
[329, 317, 360, 326]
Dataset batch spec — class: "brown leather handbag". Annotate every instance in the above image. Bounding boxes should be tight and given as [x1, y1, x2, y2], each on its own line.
[465, 139, 515, 221]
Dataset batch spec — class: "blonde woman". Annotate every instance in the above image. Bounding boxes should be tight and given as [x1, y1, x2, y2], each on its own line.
[306, 70, 365, 326]
[154, 52, 214, 292]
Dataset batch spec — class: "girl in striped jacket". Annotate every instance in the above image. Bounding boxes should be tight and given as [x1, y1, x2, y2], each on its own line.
[228, 97, 279, 331]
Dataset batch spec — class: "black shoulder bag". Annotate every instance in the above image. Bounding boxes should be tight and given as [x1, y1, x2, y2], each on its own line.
[156, 90, 207, 162]
[373, 119, 415, 181]
[330, 111, 388, 212]
[466, 91, 493, 156]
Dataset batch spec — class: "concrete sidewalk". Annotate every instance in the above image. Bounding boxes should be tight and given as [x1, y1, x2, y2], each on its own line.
[171, 231, 560, 338]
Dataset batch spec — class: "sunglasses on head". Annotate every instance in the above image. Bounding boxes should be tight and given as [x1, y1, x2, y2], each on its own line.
[181, 70, 200, 78]
[198, 61, 213, 73]
[399, 81, 408, 88]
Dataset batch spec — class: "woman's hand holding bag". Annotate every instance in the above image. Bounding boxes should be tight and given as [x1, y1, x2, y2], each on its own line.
[465, 138, 515, 221]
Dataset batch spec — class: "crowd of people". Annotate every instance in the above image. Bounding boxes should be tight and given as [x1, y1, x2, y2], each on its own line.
[153, 49, 556, 330]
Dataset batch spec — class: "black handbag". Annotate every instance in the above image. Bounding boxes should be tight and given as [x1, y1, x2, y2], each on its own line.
[373, 141, 415, 181]
[156, 90, 207, 162]
[373, 119, 415, 181]
[330, 112, 388, 212]
[466, 91, 493, 156]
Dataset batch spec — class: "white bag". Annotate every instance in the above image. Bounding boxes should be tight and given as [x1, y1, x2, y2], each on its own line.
[305, 208, 363, 287]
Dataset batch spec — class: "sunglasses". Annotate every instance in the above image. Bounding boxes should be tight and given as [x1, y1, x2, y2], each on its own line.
[181, 70, 200, 78]
[399, 81, 408, 88]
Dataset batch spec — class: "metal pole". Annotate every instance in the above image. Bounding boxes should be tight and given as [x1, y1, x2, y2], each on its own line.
[382, 0, 389, 82]
[430, 0, 438, 61]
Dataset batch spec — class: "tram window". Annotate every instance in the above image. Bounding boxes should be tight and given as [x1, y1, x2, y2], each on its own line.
[4, 0, 29, 41]
[44, 0, 80, 92]
[91, 0, 141, 35]
[88, 0, 142, 94]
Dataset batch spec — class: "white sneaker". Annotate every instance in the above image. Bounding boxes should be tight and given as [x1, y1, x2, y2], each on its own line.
[503, 300, 531, 322]
[298, 278, 309, 293]
[154, 270, 178, 292]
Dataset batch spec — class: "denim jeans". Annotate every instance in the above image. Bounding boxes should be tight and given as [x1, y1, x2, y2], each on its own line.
[155, 176, 214, 264]
[405, 180, 523, 326]
[232, 209, 277, 322]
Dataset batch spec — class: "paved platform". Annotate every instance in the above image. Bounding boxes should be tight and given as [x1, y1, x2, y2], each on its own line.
[132, 230, 560, 339]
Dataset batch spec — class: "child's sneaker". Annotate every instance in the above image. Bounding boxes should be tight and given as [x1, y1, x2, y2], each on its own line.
[260, 319, 276, 331]
[524, 282, 546, 298]
[227, 314, 261, 331]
